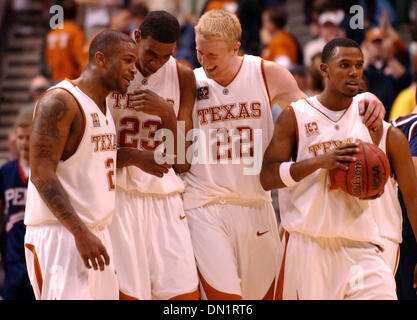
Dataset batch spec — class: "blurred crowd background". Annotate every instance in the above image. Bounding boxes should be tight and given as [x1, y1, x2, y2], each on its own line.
[2, 0, 417, 165]
[1, 0, 417, 300]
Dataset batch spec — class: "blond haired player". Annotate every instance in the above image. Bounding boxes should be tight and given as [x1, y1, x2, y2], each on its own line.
[261, 38, 417, 299]
[24, 30, 139, 300]
[106, 11, 199, 300]
[179, 10, 387, 300]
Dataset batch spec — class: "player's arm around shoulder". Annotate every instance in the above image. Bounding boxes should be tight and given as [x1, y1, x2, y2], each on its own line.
[387, 127, 417, 235]
[262, 59, 306, 108]
[174, 62, 196, 174]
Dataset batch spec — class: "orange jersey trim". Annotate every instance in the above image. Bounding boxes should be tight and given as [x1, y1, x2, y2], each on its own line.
[275, 231, 289, 300]
[119, 290, 139, 300]
[261, 59, 272, 108]
[169, 289, 200, 300]
[198, 269, 242, 300]
[24, 243, 43, 296]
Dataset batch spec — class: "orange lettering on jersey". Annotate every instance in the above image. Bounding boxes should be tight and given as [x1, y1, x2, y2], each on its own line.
[308, 144, 322, 157]
[238, 103, 251, 119]
[125, 93, 135, 110]
[111, 92, 122, 109]
[197, 102, 264, 125]
[91, 135, 101, 152]
[308, 138, 363, 156]
[210, 106, 222, 122]
[197, 108, 210, 125]
[91, 134, 117, 152]
[305, 122, 319, 136]
[222, 104, 237, 120]
[250, 102, 261, 118]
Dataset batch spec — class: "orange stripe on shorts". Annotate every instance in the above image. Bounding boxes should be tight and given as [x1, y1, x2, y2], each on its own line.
[24, 243, 43, 296]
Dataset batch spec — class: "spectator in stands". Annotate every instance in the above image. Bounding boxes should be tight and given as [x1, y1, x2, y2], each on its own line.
[389, 75, 417, 121]
[289, 64, 309, 95]
[303, 6, 345, 67]
[29, 75, 51, 102]
[109, 6, 132, 35]
[45, 0, 85, 81]
[362, 26, 411, 119]
[0, 106, 35, 300]
[260, 5, 299, 69]
[80, 5, 133, 70]
[128, 1, 149, 36]
[7, 75, 50, 162]
[75, 0, 120, 39]
[306, 65, 324, 96]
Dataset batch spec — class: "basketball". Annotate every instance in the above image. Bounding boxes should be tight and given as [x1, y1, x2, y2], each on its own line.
[329, 142, 391, 199]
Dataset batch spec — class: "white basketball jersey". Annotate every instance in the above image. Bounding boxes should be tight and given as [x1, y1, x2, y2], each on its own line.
[106, 56, 184, 194]
[279, 95, 383, 245]
[369, 121, 402, 243]
[182, 55, 274, 210]
[25, 80, 117, 227]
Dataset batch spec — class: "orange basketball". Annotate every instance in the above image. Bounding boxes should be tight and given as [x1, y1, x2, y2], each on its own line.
[329, 142, 391, 199]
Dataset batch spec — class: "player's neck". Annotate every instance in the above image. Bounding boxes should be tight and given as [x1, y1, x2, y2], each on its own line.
[215, 55, 244, 87]
[74, 70, 109, 114]
[317, 90, 353, 112]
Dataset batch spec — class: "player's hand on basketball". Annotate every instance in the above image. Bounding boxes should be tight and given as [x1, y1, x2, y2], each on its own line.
[361, 189, 385, 200]
[131, 89, 173, 119]
[358, 92, 385, 130]
[73, 229, 110, 271]
[318, 143, 359, 170]
[133, 149, 172, 178]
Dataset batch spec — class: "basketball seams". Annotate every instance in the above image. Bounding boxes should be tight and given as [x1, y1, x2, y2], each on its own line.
[360, 142, 369, 199]
[372, 147, 389, 190]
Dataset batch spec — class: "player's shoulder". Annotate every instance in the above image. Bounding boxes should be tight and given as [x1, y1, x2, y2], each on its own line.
[175, 60, 195, 83]
[193, 66, 206, 80]
[0, 159, 18, 178]
[0, 159, 18, 171]
[37, 82, 80, 111]
[391, 113, 417, 139]
[290, 96, 312, 109]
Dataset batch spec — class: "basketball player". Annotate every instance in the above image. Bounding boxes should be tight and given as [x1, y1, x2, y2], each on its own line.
[178, 10, 388, 300]
[106, 11, 199, 300]
[392, 109, 417, 299]
[0, 107, 35, 300]
[260, 37, 417, 299]
[24, 30, 139, 300]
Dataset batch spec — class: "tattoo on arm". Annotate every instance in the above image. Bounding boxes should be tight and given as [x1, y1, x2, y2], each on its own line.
[37, 178, 84, 234]
[31, 91, 85, 234]
[33, 96, 69, 139]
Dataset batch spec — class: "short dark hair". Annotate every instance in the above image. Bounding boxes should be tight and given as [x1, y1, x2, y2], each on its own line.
[139, 10, 180, 43]
[130, 1, 149, 19]
[266, 6, 287, 29]
[321, 37, 361, 63]
[89, 29, 136, 62]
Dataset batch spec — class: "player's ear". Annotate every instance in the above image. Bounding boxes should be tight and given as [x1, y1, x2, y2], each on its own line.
[134, 29, 141, 43]
[233, 41, 241, 54]
[319, 62, 329, 79]
[95, 51, 107, 67]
